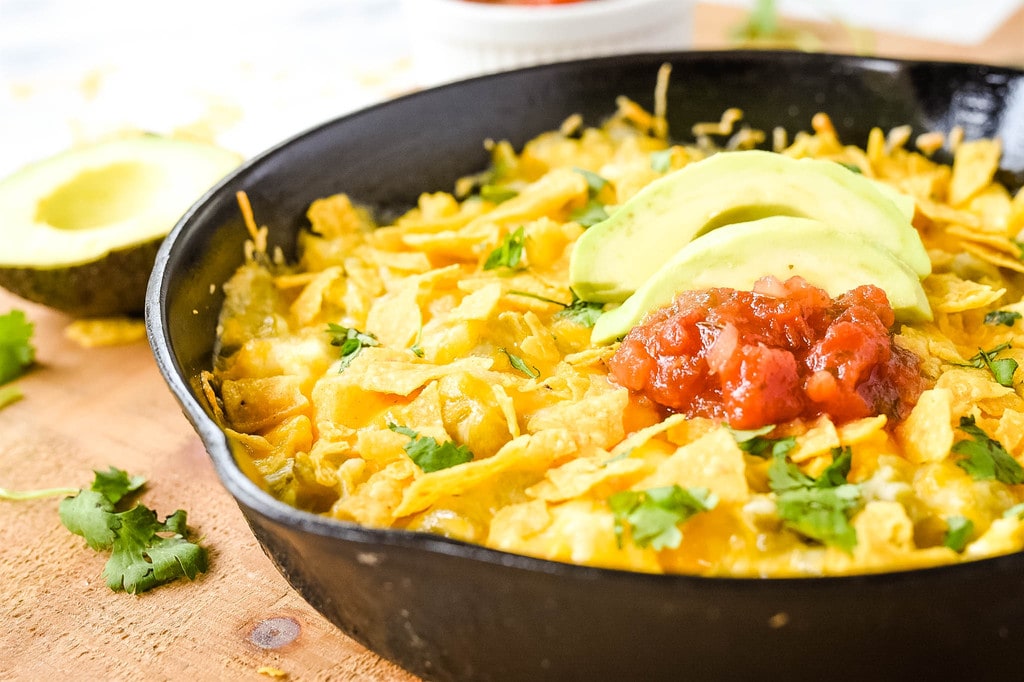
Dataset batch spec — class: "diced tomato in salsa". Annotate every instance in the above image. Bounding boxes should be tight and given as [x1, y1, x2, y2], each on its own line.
[608, 276, 926, 429]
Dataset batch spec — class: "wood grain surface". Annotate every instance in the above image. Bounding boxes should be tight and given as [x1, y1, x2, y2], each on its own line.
[1, 6, 1020, 681]
[0, 290, 417, 681]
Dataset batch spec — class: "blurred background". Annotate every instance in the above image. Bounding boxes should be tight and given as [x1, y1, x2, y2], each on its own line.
[1, 0, 1022, 178]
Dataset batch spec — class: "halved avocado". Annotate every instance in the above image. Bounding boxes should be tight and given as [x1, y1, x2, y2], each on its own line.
[0, 136, 241, 316]
[569, 149, 931, 303]
[591, 216, 932, 344]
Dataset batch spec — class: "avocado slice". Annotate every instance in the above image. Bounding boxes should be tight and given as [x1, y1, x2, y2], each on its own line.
[0, 136, 240, 316]
[591, 216, 932, 344]
[569, 150, 930, 303]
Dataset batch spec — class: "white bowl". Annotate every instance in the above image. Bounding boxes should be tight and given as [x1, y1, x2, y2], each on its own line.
[402, 0, 695, 85]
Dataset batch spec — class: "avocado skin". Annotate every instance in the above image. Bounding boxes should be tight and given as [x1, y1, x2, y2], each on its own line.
[0, 238, 161, 317]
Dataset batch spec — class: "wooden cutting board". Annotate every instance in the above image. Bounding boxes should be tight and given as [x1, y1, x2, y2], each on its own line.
[0, 289, 417, 681]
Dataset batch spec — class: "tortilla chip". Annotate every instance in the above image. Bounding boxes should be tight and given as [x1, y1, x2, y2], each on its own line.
[341, 348, 493, 396]
[637, 427, 749, 503]
[220, 375, 310, 434]
[896, 388, 954, 464]
[924, 273, 1005, 312]
[393, 430, 579, 517]
[949, 138, 1001, 207]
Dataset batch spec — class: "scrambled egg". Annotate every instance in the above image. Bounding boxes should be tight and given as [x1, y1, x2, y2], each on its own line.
[206, 91, 1024, 577]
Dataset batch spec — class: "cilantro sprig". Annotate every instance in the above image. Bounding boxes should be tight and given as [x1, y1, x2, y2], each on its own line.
[960, 343, 1018, 388]
[499, 348, 540, 379]
[506, 290, 603, 328]
[0, 309, 35, 386]
[984, 310, 1021, 327]
[608, 485, 718, 550]
[327, 323, 379, 371]
[942, 516, 974, 553]
[58, 467, 208, 593]
[479, 184, 518, 204]
[952, 416, 1024, 485]
[484, 226, 527, 271]
[570, 168, 610, 228]
[388, 423, 474, 473]
[726, 424, 796, 459]
[768, 446, 861, 552]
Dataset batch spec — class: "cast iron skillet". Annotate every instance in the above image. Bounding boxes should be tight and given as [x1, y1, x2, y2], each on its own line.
[146, 51, 1024, 682]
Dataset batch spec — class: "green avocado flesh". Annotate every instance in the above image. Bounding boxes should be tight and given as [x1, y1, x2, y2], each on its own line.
[0, 136, 240, 316]
[591, 216, 932, 344]
[569, 149, 931, 304]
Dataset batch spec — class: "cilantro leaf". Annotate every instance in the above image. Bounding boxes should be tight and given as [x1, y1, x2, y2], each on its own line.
[984, 310, 1021, 327]
[837, 161, 863, 174]
[388, 422, 474, 473]
[103, 506, 208, 594]
[961, 343, 1018, 388]
[499, 348, 540, 379]
[570, 199, 609, 228]
[952, 416, 1024, 484]
[569, 168, 610, 228]
[91, 466, 146, 504]
[726, 424, 795, 459]
[505, 288, 606, 327]
[483, 226, 526, 271]
[768, 447, 861, 551]
[573, 167, 609, 195]
[774, 484, 860, 551]
[58, 468, 207, 592]
[479, 184, 518, 204]
[608, 485, 717, 550]
[0, 310, 35, 385]
[507, 290, 568, 307]
[555, 293, 604, 327]
[767, 451, 816, 492]
[326, 323, 379, 371]
[650, 149, 673, 173]
[59, 489, 119, 550]
[943, 515, 974, 553]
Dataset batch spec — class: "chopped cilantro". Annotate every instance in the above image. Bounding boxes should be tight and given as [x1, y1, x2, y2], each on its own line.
[726, 424, 796, 459]
[0, 310, 35, 385]
[608, 485, 718, 550]
[984, 310, 1021, 327]
[504, 289, 603, 326]
[952, 416, 1024, 485]
[326, 323, 379, 371]
[768, 446, 860, 551]
[499, 348, 540, 379]
[507, 290, 568, 307]
[479, 184, 518, 204]
[570, 168, 610, 227]
[410, 343, 425, 358]
[650, 149, 673, 173]
[837, 161, 863, 174]
[388, 423, 474, 473]
[58, 467, 207, 593]
[570, 199, 609, 228]
[573, 167, 609, 195]
[484, 226, 526, 271]
[555, 293, 604, 327]
[961, 343, 1018, 388]
[943, 516, 974, 553]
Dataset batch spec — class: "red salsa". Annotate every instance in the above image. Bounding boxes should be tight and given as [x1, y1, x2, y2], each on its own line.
[608, 276, 926, 429]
